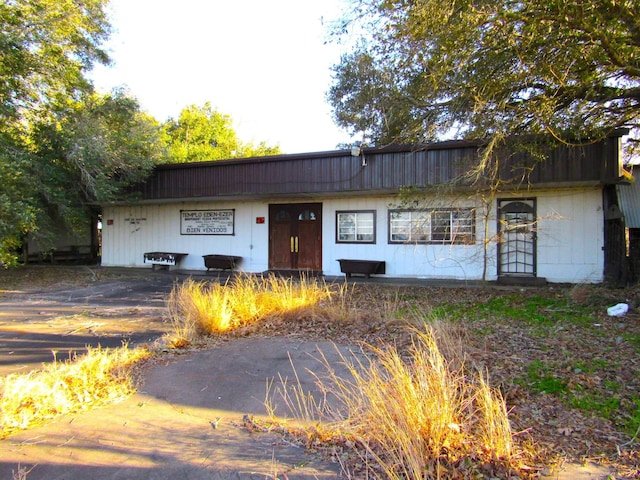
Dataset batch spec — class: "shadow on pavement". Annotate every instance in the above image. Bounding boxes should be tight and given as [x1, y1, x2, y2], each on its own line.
[0, 337, 354, 479]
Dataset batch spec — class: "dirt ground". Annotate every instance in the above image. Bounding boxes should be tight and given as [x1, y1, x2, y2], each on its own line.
[0, 265, 638, 479]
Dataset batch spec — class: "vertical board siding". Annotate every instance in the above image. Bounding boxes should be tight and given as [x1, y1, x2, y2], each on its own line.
[131, 138, 621, 201]
[104, 188, 605, 283]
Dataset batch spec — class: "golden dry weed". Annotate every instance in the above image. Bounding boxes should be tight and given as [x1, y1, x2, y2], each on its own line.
[268, 325, 517, 479]
[0, 345, 149, 437]
[165, 274, 334, 344]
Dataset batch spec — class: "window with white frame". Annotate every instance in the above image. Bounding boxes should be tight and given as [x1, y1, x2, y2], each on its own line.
[336, 210, 376, 243]
[388, 208, 475, 244]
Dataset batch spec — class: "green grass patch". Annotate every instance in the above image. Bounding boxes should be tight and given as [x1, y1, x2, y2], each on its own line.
[439, 294, 595, 328]
[569, 391, 620, 420]
[622, 332, 640, 354]
[625, 397, 640, 437]
[520, 360, 568, 394]
[429, 304, 465, 320]
[570, 359, 612, 374]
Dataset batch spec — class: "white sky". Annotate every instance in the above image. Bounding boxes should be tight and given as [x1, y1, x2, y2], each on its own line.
[89, 0, 353, 154]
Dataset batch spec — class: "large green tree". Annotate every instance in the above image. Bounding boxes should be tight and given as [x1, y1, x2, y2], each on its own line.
[163, 102, 281, 163]
[0, 90, 165, 265]
[0, 0, 165, 265]
[26, 90, 164, 246]
[0, 141, 39, 264]
[328, 0, 640, 153]
[0, 0, 110, 127]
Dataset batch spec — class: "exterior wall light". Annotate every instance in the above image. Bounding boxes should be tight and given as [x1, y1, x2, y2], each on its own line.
[351, 145, 367, 166]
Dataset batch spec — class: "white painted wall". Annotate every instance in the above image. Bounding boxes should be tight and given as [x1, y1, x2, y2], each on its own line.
[102, 201, 271, 272]
[320, 195, 486, 280]
[101, 187, 605, 283]
[532, 188, 604, 283]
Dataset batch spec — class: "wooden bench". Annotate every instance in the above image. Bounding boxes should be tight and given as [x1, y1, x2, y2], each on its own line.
[203, 254, 242, 271]
[28, 245, 96, 264]
[337, 259, 386, 278]
[144, 252, 188, 270]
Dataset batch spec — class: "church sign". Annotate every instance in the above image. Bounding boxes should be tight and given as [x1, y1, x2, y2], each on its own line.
[180, 209, 235, 235]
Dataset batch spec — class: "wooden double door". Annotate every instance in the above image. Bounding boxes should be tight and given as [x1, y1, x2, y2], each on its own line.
[268, 203, 322, 272]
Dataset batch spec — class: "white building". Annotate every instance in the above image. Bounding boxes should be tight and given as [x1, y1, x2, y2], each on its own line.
[101, 135, 630, 284]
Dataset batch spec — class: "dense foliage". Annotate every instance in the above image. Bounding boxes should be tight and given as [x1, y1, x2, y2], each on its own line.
[0, 0, 116, 265]
[25, 90, 165, 248]
[0, 0, 111, 124]
[328, 0, 640, 154]
[163, 102, 281, 163]
[0, 2, 279, 265]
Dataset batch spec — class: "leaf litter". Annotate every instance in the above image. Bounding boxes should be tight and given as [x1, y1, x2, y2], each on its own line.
[2, 267, 638, 477]
[230, 282, 639, 478]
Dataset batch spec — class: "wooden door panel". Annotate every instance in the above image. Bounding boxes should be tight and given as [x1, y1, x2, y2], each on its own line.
[268, 203, 322, 271]
[296, 203, 322, 270]
[269, 205, 294, 269]
[297, 221, 321, 269]
[270, 223, 292, 269]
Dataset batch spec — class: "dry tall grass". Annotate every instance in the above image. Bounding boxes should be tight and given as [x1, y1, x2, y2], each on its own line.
[167, 274, 516, 476]
[0, 345, 149, 437]
[270, 325, 515, 479]
[165, 274, 334, 345]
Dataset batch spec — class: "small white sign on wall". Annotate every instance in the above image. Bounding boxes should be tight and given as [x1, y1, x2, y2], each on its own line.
[180, 209, 235, 235]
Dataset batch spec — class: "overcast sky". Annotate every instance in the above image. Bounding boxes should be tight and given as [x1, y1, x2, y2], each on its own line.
[89, 0, 354, 154]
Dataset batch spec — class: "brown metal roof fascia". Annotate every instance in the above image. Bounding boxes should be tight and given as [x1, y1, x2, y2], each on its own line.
[150, 149, 350, 170]
[138, 144, 482, 201]
[149, 141, 485, 171]
[130, 134, 626, 202]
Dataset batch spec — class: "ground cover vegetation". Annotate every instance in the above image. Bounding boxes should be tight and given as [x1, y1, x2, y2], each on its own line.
[263, 325, 515, 479]
[165, 274, 640, 478]
[0, 345, 149, 438]
[0, 267, 638, 478]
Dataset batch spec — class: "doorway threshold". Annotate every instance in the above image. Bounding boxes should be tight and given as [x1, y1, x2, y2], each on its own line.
[497, 275, 547, 286]
[264, 269, 324, 279]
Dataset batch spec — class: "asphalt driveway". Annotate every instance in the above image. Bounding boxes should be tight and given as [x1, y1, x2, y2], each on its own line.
[0, 270, 180, 376]
[0, 268, 356, 478]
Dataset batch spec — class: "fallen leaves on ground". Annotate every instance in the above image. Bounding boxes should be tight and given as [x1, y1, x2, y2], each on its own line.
[3, 267, 638, 477]
[230, 282, 640, 478]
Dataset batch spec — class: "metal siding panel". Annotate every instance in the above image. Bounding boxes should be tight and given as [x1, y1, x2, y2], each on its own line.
[401, 152, 413, 187]
[133, 137, 623, 201]
[416, 150, 429, 185]
[617, 181, 640, 228]
[436, 150, 446, 183]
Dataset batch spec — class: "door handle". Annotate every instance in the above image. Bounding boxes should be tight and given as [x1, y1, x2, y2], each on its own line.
[290, 236, 299, 253]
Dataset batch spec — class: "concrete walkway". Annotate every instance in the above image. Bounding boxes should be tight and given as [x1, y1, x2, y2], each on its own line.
[0, 337, 360, 479]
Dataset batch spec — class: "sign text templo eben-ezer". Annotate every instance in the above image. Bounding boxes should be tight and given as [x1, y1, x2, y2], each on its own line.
[180, 209, 235, 235]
